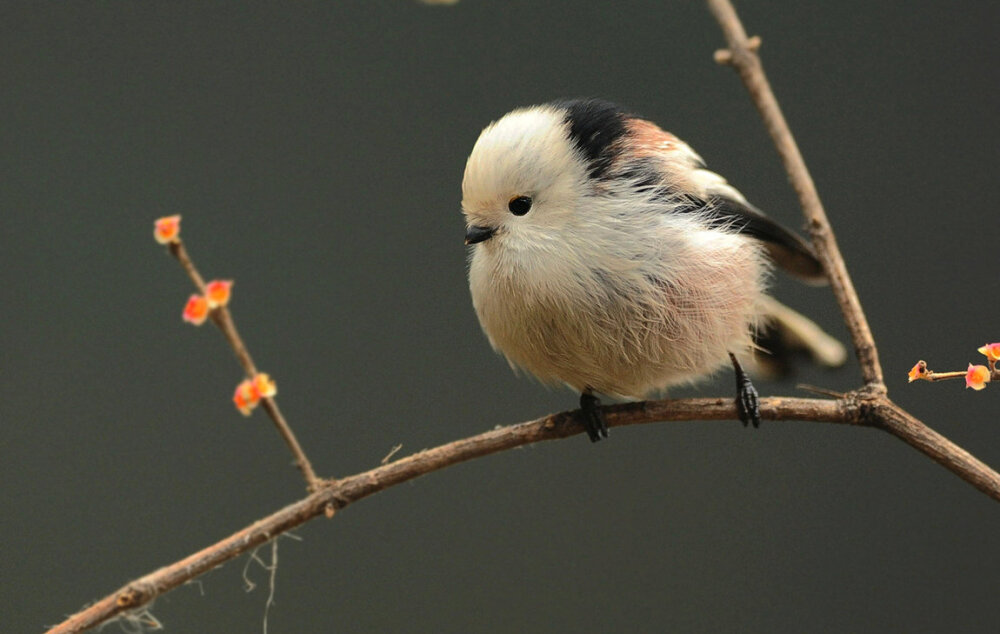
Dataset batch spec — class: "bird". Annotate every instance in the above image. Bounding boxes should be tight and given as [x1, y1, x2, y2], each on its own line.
[461, 98, 826, 442]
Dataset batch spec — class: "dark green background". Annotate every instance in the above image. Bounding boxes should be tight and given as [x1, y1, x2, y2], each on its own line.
[4, 1, 998, 632]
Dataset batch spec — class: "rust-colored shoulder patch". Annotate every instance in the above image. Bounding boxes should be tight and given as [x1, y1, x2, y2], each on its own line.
[627, 118, 680, 156]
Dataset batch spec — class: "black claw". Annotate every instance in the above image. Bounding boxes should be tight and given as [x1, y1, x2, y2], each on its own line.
[729, 353, 761, 428]
[579, 391, 609, 442]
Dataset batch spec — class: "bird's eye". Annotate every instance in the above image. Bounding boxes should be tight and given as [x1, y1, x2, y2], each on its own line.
[508, 196, 532, 216]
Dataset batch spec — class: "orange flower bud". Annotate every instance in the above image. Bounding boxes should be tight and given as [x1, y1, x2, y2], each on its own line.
[154, 215, 181, 244]
[232, 373, 276, 416]
[205, 280, 233, 308]
[965, 364, 991, 391]
[182, 294, 210, 326]
[233, 379, 259, 416]
[252, 372, 277, 398]
[907, 360, 928, 383]
[977, 343, 1000, 363]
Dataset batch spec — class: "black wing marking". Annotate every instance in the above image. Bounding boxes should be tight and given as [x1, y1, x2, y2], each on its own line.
[699, 194, 826, 284]
[553, 98, 630, 180]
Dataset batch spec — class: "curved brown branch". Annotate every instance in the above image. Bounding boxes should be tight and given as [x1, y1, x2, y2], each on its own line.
[47, 396, 847, 634]
[46, 391, 1000, 633]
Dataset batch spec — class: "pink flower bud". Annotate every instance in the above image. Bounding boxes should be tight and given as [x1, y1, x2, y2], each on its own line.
[965, 364, 991, 391]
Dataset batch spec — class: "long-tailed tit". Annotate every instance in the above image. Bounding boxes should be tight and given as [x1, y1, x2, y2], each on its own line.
[462, 99, 825, 442]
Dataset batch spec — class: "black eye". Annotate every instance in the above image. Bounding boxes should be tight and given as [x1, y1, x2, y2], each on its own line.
[508, 196, 532, 216]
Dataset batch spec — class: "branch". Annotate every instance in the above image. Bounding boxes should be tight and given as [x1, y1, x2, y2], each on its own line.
[46, 391, 1000, 633]
[46, 396, 848, 634]
[873, 401, 1000, 497]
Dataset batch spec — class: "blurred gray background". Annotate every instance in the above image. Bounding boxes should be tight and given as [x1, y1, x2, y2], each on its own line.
[3, 1, 998, 632]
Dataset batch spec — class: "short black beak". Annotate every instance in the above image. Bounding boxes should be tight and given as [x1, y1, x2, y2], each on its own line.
[464, 225, 496, 245]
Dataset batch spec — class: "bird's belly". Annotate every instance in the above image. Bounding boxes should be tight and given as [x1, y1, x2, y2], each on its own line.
[470, 251, 763, 398]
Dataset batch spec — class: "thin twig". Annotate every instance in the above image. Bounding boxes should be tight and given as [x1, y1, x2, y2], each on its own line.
[919, 371, 970, 382]
[168, 239, 321, 490]
[909, 358, 999, 383]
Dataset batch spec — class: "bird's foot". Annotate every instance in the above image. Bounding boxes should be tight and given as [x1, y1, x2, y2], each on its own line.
[579, 391, 609, 442]
[729, 353, 761, 428]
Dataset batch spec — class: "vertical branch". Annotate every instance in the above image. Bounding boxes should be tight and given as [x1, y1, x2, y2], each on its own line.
[706, 0, 884, 389]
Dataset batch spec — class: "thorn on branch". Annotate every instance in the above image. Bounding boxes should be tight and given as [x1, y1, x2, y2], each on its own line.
[381, 444, 403, 465]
